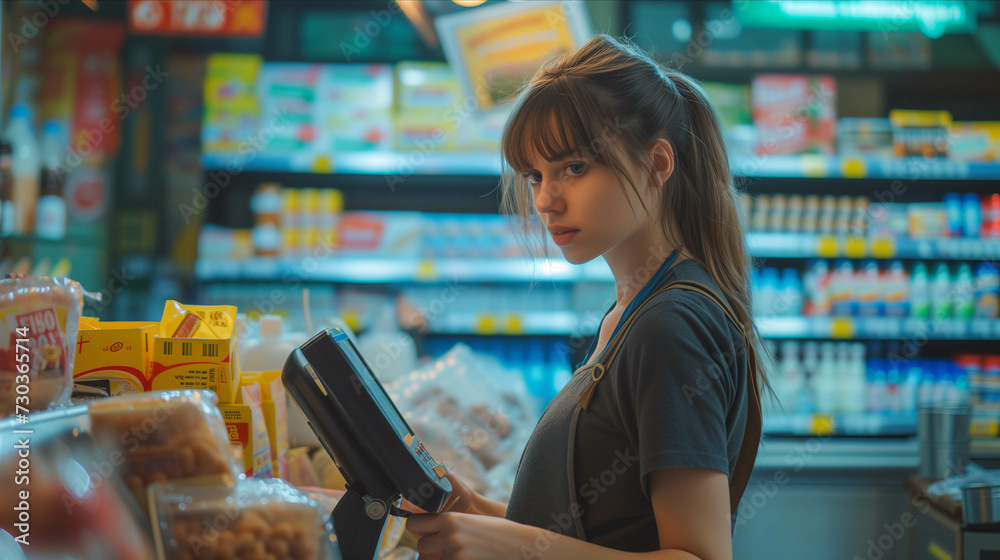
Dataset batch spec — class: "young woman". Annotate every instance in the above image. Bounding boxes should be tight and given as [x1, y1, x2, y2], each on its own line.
[406, 35, 768, 560]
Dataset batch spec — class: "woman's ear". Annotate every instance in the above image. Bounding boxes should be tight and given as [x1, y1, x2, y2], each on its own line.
[649, 138, 675, 188]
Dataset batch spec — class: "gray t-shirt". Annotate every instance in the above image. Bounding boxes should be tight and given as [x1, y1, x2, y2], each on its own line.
[505, 259, 749, 551]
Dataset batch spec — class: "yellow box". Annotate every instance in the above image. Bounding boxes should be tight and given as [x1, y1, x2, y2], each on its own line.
[394, 113, 459, 152]
[218, 382, 273, 478]
[149, 304, 241, 404]
[73, 319, 158, 395]
[244, 371, 289, 480]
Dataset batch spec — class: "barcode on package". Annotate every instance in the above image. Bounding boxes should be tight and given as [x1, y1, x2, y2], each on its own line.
[203, 343, 219, 358]
[163, 341, 173, 355]
[181, 342, 192, 356]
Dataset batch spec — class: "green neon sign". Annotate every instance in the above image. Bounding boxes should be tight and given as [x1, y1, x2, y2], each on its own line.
[734, 1, 977, 38]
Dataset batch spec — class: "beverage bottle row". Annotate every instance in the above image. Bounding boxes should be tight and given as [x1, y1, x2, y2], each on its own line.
[1, 104, 67, 239]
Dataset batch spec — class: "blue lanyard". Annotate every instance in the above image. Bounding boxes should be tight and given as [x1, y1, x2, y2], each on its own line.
[579, 248, 682, 369]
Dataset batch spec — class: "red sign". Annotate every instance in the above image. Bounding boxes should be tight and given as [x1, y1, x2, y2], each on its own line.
[128, 0, 268, 38]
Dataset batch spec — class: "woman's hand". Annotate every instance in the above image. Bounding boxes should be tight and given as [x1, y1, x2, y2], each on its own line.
[399, 472, 506, 517]
[406, 511, 534, 560]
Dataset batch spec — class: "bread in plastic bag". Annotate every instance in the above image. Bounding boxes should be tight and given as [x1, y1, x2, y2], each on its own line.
[386, 344, 538, 502]
[149, 478, 337, 560]
[88, 390, 239, 511]
[0, 275, 84, 417]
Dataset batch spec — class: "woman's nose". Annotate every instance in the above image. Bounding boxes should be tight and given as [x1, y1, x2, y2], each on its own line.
[533, 179, 565, 215]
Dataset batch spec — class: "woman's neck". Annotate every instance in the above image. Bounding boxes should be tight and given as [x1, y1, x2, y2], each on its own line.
[602, 224, 684, 309]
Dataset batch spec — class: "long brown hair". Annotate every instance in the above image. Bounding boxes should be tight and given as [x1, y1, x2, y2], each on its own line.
[500, 34, 771, 394]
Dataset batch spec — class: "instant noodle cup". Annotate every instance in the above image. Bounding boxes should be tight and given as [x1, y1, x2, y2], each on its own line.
[0, 276, 84, 418]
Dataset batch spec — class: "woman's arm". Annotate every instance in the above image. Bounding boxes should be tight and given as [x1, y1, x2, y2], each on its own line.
[408, 466, 733, 560]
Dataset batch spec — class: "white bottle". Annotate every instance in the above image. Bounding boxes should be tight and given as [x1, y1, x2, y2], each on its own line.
[36, 120, 66, 240]
[357, 302, 417, 386]
[241, 314, 296, 372]
[779, 341, 803, 413]
[835, 343, 852, 413]
[815, 342, 839, 414]
[5, 104, 40, 234]
[843, 343, 868, 414]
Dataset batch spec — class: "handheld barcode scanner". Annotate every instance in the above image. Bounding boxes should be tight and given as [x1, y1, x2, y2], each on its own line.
[282, 328, 452, 560]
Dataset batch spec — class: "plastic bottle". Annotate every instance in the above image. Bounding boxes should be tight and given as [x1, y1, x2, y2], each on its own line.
[899, 363, 919, 413]
[953, 263, 975, 320]
[944, 193, 963, 237]
[835, 343, 852, 412]
[867, 359, 887, 414]
[963, 194, 982, 238]
[251, 183, 282, 257]
[36, 120, 66, 240]
[910, 263, 931, 320]
[843, 343, 868, 414]
[241, 314, 296, 373]
[857, 260, 882, 317]
[758, 267, 780, 317]
[885, 360, 901, 413]
[918, 362, 935, 406]
[830, 260, 856, 316]
[0, 141, 13, 235]
[779, 269, 804, 316]
[803, 259, 830, 316]
[5, 103, 40, 234]
[815, 342, 838, 414]
[883, 260, 910, 318]
[930, 263, 953, 320]
[779, 341, 803, 413]
[974, 262, 1000, 319]
[357, 303, 418, 386]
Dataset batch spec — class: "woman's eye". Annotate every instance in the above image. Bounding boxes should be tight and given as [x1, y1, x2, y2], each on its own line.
[566, 162, 586, 175]
[527, 172, 542, 184]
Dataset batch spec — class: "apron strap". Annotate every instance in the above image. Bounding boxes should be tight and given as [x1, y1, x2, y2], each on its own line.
[577, 278, 762, 515]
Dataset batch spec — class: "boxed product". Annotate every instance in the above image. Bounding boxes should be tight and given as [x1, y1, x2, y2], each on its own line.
[73, 319, 157, 397]
[88, 390, 239, 512]
[257, 63, 323, 154]
[337, 211, 424, 257]
[394, 113, 460, 152]
[317, 64, 394, 151]
[752, 75, 836, 155]
[949, 122, 1000, 162]
[890, 109, 951, 158]
[149, 301, 242, 404]
[150, 478, 336, 560]
[907, 203, 948, 238]
[242, 370, 289, 479]
[838, 118, 893, 157]
[395, 62, 465, 114]
[1, 276, 84, 417]
[202, 53, 262, 154]
[219, 381, 274, 478]
[703, 82, 752, 132]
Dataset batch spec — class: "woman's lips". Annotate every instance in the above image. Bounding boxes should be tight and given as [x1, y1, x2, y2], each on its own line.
[551, 229, 579, 246]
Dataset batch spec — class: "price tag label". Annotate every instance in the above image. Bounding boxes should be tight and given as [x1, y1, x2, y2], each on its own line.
[817, 236, 839, 257]
[312, 155, 333, 173]
[830, 318, 855, 339]
[475, 314, 497, 334]
[416, 260, 437, 281]
[504, 314, 524, 334]
[810, 415, 835, 436]
[971, 420, 1000, 438]
[845, 236, 866, 258]
[840, 157, 867, 179]
[801, 155, 828, 178]
[871, 238, 896, 259]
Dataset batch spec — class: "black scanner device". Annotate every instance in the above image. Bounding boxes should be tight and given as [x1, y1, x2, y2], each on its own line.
[282, 328, 452, 560]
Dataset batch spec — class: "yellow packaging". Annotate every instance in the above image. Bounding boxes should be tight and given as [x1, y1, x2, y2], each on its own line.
[73, 320, 157, 395]
[243, 371, 289, 480]
[394, 113, 460, 152]
[218, 382, 273, 478]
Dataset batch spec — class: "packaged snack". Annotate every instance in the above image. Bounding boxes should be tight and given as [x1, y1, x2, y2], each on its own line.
[219, 381, 274, 478]
[890, 109, 951, 158]
[752, 75, 836, 155]
[243, 370, 289, 479]
[0, 275, 84, 417]
[88, 390, 239, 511]
[949, 122, 1000, 162]
[150, 301, 241, 404]
[838, 118, 893, 157]
[149, 478, 336, 560]
[73, 320, 157, 397]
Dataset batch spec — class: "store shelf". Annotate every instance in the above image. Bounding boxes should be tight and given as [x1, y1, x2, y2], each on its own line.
[428, 312, 585, 336]
[758, 316, 1000, 340]
[748, 233, 1000, 260]
[195, 255, 615, 283]
[763, 412, 917, 437]
[202, 151, 1000, 180]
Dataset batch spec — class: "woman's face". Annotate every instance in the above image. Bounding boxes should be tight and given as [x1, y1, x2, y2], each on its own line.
[526, 151, 659, 265]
